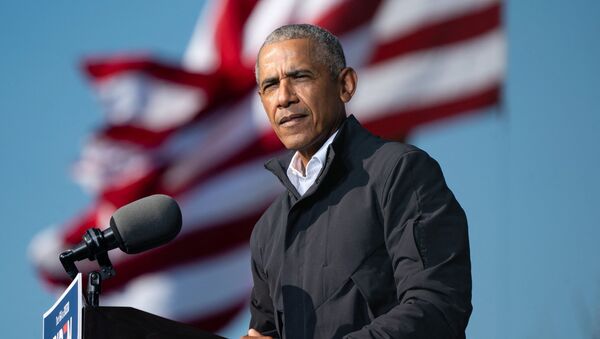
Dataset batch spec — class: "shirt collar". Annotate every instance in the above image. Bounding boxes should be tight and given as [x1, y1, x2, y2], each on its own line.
[288, 130, 339, 178]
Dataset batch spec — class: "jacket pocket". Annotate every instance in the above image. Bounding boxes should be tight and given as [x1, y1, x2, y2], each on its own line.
[349, 246, 397, 318]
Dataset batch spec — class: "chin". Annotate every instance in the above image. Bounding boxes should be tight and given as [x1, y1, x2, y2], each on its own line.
[280, 135, 310, 151]
[283, 142, 305, 151]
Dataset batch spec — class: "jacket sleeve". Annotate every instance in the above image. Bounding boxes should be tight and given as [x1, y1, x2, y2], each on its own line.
[345, 150, 472, 339]
[249, 232, 280, 337]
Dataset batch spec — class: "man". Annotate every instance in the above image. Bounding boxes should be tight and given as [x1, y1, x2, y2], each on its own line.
[244, 24, 471, 339]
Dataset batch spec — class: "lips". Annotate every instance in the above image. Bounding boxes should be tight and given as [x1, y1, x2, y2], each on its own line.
[279, 113, 308, 125]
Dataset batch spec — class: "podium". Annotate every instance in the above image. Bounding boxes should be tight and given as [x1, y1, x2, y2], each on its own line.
[43, 274, 227, 339]
[83, 306, 225, 339]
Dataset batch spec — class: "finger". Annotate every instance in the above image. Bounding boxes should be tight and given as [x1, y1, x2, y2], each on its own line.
[248, 328, 262, 336]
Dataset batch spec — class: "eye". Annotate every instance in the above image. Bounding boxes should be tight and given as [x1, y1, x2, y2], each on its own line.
[262, 82, 277, 93]
[294, 73, 310, 80]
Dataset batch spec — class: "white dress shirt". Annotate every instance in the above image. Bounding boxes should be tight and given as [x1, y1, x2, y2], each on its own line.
[286, 131, 338, 196]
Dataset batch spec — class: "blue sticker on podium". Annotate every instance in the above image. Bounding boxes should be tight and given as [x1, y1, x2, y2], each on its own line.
[43, 273, 82, 339]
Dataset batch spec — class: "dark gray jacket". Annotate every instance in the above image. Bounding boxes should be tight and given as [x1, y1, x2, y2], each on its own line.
[249, 116, 471, 339]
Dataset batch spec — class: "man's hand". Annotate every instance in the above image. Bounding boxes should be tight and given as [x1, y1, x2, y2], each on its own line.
[241, 328, 273, 339]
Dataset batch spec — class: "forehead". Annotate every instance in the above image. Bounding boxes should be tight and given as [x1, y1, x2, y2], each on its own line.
[257, 39, 320, 76]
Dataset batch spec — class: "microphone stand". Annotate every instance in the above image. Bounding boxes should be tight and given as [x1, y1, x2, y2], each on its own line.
[86, 249, 115, 307]
[59, 228, 116, 307]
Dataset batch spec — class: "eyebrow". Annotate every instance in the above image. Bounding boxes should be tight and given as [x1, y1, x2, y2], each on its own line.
[260, 68, 315, 89]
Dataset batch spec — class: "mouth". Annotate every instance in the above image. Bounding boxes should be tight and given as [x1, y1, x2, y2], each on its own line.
[279, 113, 308, 126]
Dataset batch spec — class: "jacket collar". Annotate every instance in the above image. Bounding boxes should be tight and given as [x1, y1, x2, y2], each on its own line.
[264, 115, 369, 200]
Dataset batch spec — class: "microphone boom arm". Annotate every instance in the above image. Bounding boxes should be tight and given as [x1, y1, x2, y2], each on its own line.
[59, 227, 117, 307]
[59, 227, 117, 280]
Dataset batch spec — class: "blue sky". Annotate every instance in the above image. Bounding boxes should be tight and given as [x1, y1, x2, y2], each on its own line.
[1, 1, 599, 338]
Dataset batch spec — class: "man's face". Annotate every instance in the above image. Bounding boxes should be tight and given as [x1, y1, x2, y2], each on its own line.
[257, 38, 348, 157]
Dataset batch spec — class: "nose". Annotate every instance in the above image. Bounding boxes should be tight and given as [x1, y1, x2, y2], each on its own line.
[277, 78, 298, 108]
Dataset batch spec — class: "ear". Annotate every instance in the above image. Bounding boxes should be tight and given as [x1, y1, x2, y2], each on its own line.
[338, 67, 358, 103]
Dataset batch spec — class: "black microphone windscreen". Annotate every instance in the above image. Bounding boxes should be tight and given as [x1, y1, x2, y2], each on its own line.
[109, 194, 182, 254]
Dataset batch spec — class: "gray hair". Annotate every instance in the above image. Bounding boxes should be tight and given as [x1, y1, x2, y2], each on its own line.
[255, 24, 346, 83]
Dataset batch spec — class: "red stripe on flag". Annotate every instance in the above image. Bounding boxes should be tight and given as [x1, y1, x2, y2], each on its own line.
[315, 0, 383, 36]
[84, 57, 221, 89]
[364, 84, 501, 139]
[213, 0, 259, 95]
[214, 0, 258, 71]
[100, 125, 176, 148]
[369, 2, 502, 64]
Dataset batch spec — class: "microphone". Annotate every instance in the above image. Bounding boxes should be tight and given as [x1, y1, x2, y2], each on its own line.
[59, 194, 182, 279]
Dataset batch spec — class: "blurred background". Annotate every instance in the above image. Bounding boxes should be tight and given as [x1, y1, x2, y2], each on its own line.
[1, 1, 599, 338]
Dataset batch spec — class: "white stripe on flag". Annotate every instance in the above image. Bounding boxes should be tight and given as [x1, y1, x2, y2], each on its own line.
[242, 0, 297, 63]
[241, 0, 345, 64]
[373, 0, 499, 43]
[183, 0, 225, 72]
[350, 29, 505, 121]
[294, 0, 345, 22]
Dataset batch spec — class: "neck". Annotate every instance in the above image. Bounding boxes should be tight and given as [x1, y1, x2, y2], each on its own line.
[297, 117, 344, 168]
[296, 150, 313, 170]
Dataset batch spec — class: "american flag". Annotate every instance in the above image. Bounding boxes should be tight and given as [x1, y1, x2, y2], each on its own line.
[29, 0, 504, 332]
